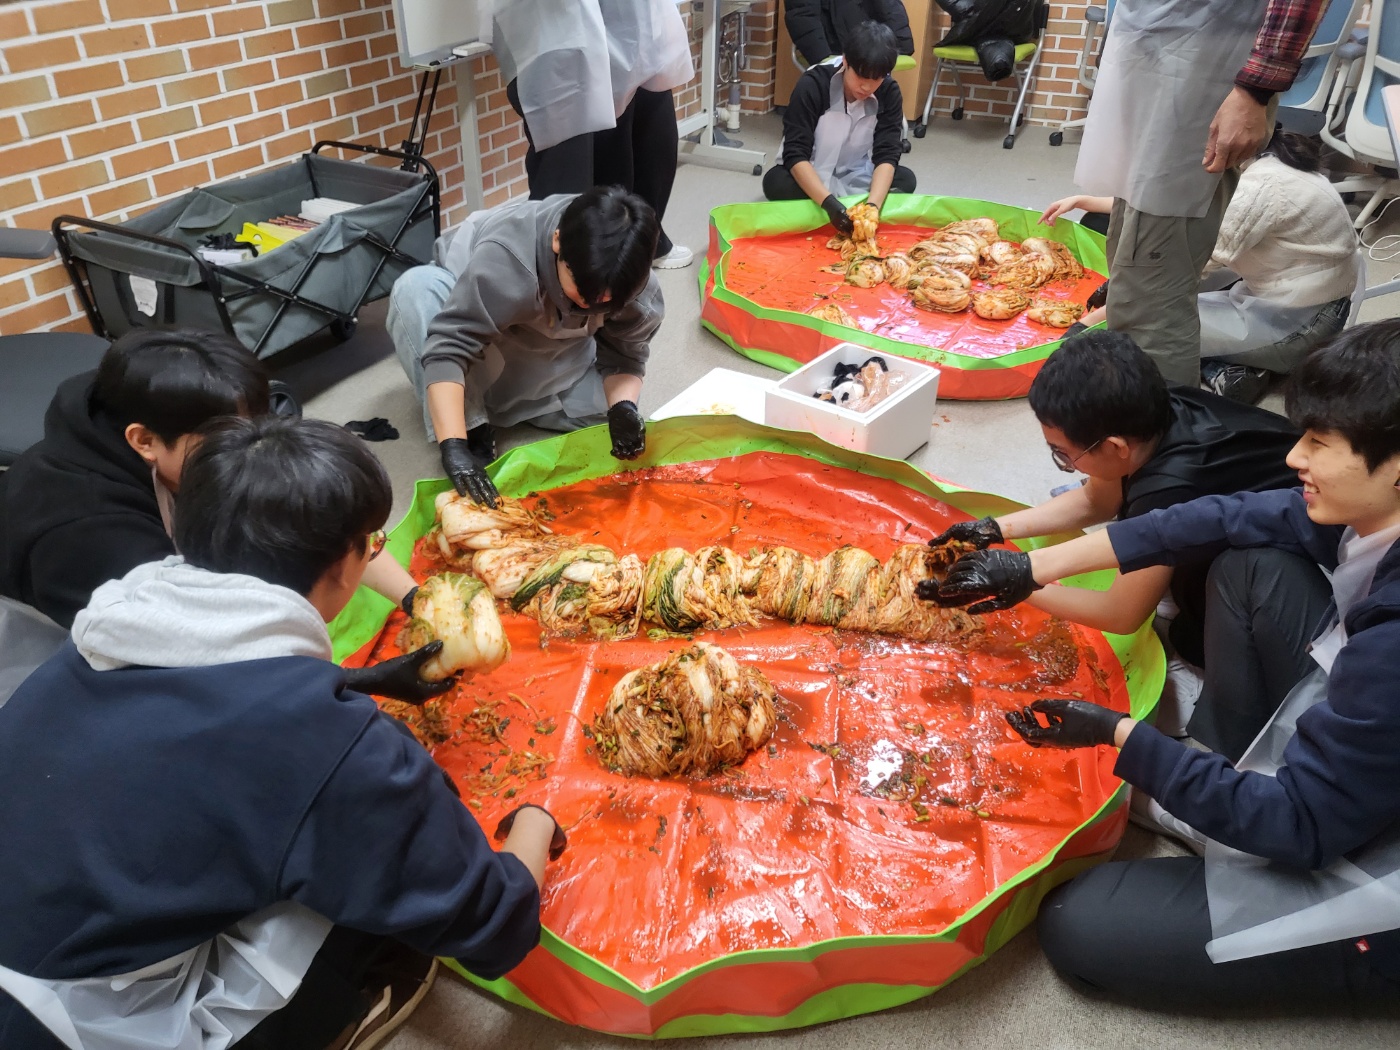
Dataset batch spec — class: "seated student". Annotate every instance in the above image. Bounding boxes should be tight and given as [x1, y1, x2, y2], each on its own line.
[929, 331, 1300, 737]
[0, 416, 566, 1050]
[0, 328, 437, 702]
[387, 186, 663, 507]
[761, 20, 916, 233]
[1041, 130, 1359, 403]
[926, 321, 1400, 1010]
[785, 0, 915, 67]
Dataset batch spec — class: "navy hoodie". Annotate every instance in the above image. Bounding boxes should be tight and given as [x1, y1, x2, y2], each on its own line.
[0, 648, 541, 1045]
[1107, 487, 1400, 973]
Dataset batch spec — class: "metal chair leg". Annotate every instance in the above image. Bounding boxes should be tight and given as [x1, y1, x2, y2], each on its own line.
[1004, 48, 1042, 149]
[916, 59, 943, 137]
[948, 63, 966, 119]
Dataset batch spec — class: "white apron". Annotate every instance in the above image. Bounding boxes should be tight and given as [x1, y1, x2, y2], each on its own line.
[811, 63, 879, 197]
[600, 0, 695, 115]
[1076, 0, 1269, 217]
[490, 0, 614, 151]
[1204, 527, 1400, 963]
[0, 904, 332, 1050]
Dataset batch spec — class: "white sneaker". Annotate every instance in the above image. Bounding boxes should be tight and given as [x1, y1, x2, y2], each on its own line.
[1156, 655, 1203, 739]
[653, 244, 694, 269]
[1128, 791, 1208, 856]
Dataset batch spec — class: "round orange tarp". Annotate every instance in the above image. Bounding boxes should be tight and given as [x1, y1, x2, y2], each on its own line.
[364, 453, 1128, 991]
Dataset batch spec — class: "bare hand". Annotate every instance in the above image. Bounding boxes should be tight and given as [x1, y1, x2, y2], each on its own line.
[1204, 87, 1270, 174]
[1039, 196, 1083, 226]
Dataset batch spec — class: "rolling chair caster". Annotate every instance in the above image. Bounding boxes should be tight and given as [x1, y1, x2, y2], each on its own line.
[1003, 134, 1016, 149]
[912, 123, 927, 138]
[1049, 131, 1064, 146]
[951, 106, 965, 120]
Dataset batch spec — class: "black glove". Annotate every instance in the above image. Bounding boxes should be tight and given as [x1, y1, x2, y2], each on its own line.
[1086, 280, 1109, 310]
[1062, 322, 1089, 341]
[929, 516, 1003, 551]
[821, 194, 854, 238]
[916, 548, 1041, 612]
[607, 400, 646, 460]
[494, 802, 568, 860]
[1006, 699, 1128, 749]
[400, 586, 418, 616]
[343, 641, 453, 704]
[466, 421, 496, 463]
[440, 437, 500, 506]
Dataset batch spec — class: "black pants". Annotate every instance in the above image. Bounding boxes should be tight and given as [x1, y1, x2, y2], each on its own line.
[761, 163, 918, 201]
[1190, 547, 1333, 762]
[238, 927, 398, 1050]
[1037, 857, 1400, 1012]
[505, 82, 678, 257]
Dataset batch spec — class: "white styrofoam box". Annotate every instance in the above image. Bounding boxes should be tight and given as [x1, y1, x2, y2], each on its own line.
[648, 367, 775, 425]
[764, 343, 940, 460]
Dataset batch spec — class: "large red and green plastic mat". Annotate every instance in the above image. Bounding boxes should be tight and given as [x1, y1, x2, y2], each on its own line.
[327, 416, 1162, 1037]
[698, 195, 1109, 401]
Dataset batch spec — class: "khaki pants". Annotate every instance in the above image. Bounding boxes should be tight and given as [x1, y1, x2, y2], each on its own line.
[1105, 171, 1237, 385]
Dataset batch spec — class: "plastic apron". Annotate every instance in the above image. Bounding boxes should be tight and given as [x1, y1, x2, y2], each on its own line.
[490, 0, 615, 151]
[599, 0, 695, 115]
[432, 202, 607, 429]
[1075, 0, 1269, 218]
[1203, 527, 1400, 963]
[810, 64, 879, 197]
[0, 598, 65, 708]
[0, 903, 331, 1050]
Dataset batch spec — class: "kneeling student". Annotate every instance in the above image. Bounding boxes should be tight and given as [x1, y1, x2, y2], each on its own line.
[929, 330, 1300, 740]
[388, 185, 663, 508]
[926, 319, 1400, 1010]
[0, 417, 565, 1050]
[762, 20, 916, 235]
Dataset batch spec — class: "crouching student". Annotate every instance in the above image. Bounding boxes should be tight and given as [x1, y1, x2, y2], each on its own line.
[0, 416, 566, 1050]
[923, 321, 1400, 1010]
[388, 185, 664, 508]
[761, 20, 916, 234]
[0, 329, 441, 702]
[928, 331, 1300, 740]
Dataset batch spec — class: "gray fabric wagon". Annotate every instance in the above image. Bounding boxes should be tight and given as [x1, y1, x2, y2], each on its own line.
[53, 143, 439, 358]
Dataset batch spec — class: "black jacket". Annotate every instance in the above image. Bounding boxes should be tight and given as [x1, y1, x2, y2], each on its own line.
[0, 373, 175, 628]
[781, 62, 905, 172]
[785, 0, 914, 66]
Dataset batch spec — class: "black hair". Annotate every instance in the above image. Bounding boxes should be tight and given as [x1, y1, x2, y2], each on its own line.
[175, 416, 393, 596]
[1263, 126, 1323, 174]
[845, 20, 899, 80]
[1027, 330, 1173, 448]
[91, 328, 270, 444]
[1285, 320, 1400, 472]
[556, 186, 660, 310]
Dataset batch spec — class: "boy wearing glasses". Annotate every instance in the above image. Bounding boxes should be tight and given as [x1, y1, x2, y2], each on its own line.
[930, 331, 1299, 735]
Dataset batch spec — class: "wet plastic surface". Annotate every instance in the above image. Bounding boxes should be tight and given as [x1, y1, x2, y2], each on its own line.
[363, 453, 1128, 990]
[720, 225, 1105, 362]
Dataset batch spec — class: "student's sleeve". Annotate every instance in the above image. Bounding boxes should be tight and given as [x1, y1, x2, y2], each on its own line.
[594, 274, 664, 379]
[419, 241, 542, 391]
[1106, 488, 1344, 574]
[875, 0, 915, 54]
[784, 0, 833, 66]
[1116, 619, 1400, 868]
[871, 81, 905, 170]
[281, 713, 541, 978]
[26, 515, 176, 629]
[781, 73, 828, 169]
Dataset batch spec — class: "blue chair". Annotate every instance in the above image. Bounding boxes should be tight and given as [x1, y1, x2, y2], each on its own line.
[1278, 0, 1368, 134]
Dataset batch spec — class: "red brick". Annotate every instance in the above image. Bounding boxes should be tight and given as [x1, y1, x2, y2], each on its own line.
[112, 141, 174, 179]
[0, 8, 31, 40]
[255, 82, 305, 110]
[6, 36, 82, 73]
[176, 126, 234, 161]
[188, 40, 243, 69]
[137, 106, 198, 139]
[317, 0, 361, 14]
[0, 178, 38, 211]
[222, 61, 276, 90]
[0, 295, 78, 336]
[98, 87, 162, 121]
[267, 0, 315, 25]
[54, 62, 126, 97]
[343, 12, 383, 37]
[32, 0, 106, 33]
[127, 51, 189, 82]
[349, 59, 391, 87]
[152, 14, 212, 46]
[200, 93, 256, 124]
[275, 51, 324, 78]
[152, 161, 212, 197]
[68, 122, 138, 159]
[234, 113, 286, 145]
[5, 76, 53, 108]
[164, 73, 223, 104]
[287, 99, 333, 126]
[243, 28, 294, 57]
[295, 21, 341, 47]
[332, 87, 375, 115]
[325, 41, 369, 67]
[9, 139, 69, 174]
[25, 101, 97, 138]
[264, 128, 313, 161]
[312, 117, 355, 143]
[213, 5, 266, 34]
[107, 0, 175, 18]
[89, 180, 153, 218]
[212, 145, 265, 179]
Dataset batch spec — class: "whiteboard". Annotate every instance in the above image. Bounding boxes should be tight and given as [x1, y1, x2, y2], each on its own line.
[392, 0, 487, 68]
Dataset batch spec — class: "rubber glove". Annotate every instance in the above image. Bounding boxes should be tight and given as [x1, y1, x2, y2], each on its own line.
[821, 194, 855, 238]
[928, 516, 1002, 551]
[607, 400, 647, 460]
[440, 437, 500, 506]
[400, 586, 418, 616]
[466, 421, 496, 463]
[343, 641, 453, 704]
[494, 803, 569, 860]
[916, 548, 1041, 612]
[1006, 699, 1127, 749]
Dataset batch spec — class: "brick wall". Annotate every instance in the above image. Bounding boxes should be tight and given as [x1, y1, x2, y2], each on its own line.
[0, 0, 772, 337]
[921, 3, 1098, 129]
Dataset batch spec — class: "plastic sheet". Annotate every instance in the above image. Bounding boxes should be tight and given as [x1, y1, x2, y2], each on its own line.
[329, 418, 1163, 1036]
[699, 196, 1110, 401]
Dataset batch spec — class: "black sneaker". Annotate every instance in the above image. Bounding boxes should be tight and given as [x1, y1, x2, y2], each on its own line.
[1203, 362, 1271, 404]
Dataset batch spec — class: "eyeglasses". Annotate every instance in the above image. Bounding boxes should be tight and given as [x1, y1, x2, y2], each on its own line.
[1049, 438, 1102, 474]
[367, 530, 387, 560]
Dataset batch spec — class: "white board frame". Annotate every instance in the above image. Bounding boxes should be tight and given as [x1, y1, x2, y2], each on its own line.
[392, 0, 487, 69]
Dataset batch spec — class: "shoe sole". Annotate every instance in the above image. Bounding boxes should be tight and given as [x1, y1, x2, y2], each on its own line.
[350, 957, 439, 1050]
[652, 258, 695, 269]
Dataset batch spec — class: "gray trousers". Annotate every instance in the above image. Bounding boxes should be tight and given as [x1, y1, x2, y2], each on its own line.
[1193, 547, 1334, 763]
[1105, 173, 1237, 386]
